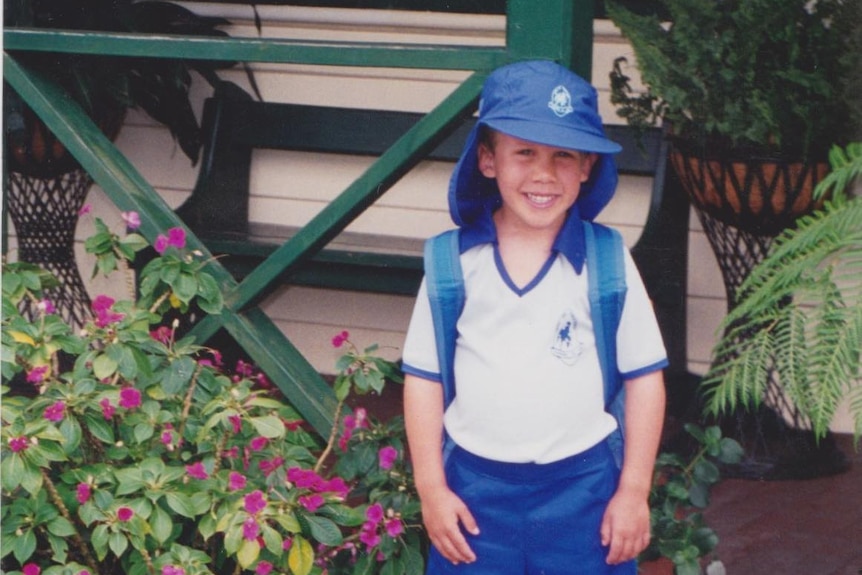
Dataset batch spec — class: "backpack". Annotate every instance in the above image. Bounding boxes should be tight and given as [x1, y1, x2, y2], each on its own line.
[423, 221, 628, 467]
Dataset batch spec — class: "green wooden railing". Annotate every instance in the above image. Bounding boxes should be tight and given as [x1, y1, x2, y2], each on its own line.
[3, 0, 594, 438]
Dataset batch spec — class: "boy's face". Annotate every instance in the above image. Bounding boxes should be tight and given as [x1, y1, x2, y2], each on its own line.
[477, 131, 597, 233]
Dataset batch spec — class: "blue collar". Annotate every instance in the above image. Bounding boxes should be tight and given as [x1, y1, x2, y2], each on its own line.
[458, 204, 587, 274]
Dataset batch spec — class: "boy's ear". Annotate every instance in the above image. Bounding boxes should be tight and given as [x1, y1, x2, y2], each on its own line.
[477, 143, 496, 178]
[580, 153, 599, 183]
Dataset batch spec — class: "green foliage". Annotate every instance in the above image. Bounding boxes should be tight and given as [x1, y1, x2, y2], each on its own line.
[606, 0, 859, 159]
[643, 425, 743, 574]
[702, 143, 862, 440]
[1, 216, 422, 575]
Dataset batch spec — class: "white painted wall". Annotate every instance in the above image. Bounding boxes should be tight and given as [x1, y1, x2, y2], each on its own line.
[4, 5, 852, 432]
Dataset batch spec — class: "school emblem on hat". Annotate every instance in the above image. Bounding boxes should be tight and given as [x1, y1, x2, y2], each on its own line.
[548, 85, 574, 118]
[551, 310, 583, 365]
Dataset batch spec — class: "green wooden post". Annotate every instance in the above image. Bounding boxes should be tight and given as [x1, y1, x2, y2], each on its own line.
[505, 0, 594, 80]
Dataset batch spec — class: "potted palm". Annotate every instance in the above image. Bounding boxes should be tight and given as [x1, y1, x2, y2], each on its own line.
[606, 0, 860, 480]
[3, 0, 252, 328]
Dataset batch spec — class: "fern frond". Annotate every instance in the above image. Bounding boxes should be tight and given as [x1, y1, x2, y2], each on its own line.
[814, 142, 862, 201]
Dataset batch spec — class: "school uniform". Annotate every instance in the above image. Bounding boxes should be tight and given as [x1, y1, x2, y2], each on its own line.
[402, 60, 669, 575]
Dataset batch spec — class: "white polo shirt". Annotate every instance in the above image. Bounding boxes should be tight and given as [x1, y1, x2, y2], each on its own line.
[402, 226, 668, 464]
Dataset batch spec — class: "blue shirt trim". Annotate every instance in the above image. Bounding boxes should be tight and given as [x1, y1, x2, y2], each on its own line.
[621, 358, 669, 381]
[458, 204, 586, 274]
[401, 363, 442, 384]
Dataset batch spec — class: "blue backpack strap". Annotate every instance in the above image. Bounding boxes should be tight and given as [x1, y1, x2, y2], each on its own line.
[423, 229, 464, 411]
[584, 221, 627, 468]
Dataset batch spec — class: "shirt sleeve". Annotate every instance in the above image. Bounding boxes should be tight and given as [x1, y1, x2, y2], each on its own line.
[401, 278, 443, 382]
[616, 248, 669, 379]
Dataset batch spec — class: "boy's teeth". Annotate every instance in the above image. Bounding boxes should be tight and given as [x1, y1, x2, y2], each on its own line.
[527, 193, 553, 205]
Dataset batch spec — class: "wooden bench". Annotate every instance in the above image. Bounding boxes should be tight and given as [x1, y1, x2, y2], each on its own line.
[174, 82, 691, 375]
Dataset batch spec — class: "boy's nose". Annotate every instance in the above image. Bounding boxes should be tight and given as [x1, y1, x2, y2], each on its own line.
[532, 154, 557, 183]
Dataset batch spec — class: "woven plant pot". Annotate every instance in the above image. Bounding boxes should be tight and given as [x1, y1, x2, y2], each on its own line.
[669, 137, 828, 237]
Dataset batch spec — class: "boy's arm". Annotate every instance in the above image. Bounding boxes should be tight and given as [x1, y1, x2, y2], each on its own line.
[601, 370, 666, 565]
[403, 374, 479, 564]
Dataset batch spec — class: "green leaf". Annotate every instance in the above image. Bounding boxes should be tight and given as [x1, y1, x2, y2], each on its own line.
[46, 516, 77, 537]
[162, 356, 196, 395]
[173, 273, 198, 303]
[13, 528, 36, 563]
[59, 415, 83, 454]
[109, 530, 129, 558]
[236, 537, 260, 569]
[288, 535, 314, 575]
[92, 523, 110, 560]
[84, 413, 115, 444]
[150, 505, 173, 544]
[165, 492, 197, 519]
[249, 415, 286, 439]
[133, 422, 155, 444]
[93, 353, 119, 380]
[1, 453, 26, 492]
[300, 513, 343, 546]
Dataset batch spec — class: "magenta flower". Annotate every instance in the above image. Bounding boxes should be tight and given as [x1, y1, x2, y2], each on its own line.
[37, 299, 56, 315]
[255, 561, 273, 575]
[235, 359, 254, 377]
[162, 566, 185, 575]
[321, 477, 350, 499]
[298, 494, 325, 512]
[92, 295, 115, 313]
[117, 507, 134, 522]
[8, 436, 29, 453]
[26, 365, 49, 385]
[223, 446, 239, 459]
[259, 456, 284, 477]
[22, 563, 41, 575]
[150, 326, 172, 344]
[167, 227, 186, 249]
[359, 523, 381, 548]
[119, 387, 142, 409]
[121, 211, 141, 230]
[78, 204, 92, 217]
[366, 503, 384, 524]
[228, 472, 247, 491]
[282, 538, 293, 551]
[228, 415, 242, 434]
[242, 517, 259, 541]
[44, 400, 66, 422]
[185, 462, 209, 480]
[153, 235, 169, 254]
[385, 518, 404, 537]
[286, 467, 324, 490]
[78, 571, 91, 575]
[378, 446, 398, 470]
[331, 330, 350, 348]
[92, 295, 124, 327]
[76, 482, 92, 504]
[244, 490, 267, 514]
[100, 398, 116, 420]
[161, 431, 173, 446]
[249, 436, 268, 451]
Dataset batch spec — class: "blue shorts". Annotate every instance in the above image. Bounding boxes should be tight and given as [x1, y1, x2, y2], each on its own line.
[427, 440, 637, 575]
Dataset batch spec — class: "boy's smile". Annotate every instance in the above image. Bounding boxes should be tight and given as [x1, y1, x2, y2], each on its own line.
[478, 132, 597, 235]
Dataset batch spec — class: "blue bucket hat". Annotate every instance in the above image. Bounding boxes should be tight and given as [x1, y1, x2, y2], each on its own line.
[450, 60, 622, 226]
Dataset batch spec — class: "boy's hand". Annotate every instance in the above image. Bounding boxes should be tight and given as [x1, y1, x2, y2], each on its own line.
[600, 488, 651, 565]
[420, 484, 480, 565]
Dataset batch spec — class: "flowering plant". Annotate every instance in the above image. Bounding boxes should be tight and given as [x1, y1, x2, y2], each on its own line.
[1, 214, 424, 575]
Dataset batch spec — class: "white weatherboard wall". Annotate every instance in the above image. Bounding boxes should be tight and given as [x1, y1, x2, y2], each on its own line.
[5, 5, 851, 432]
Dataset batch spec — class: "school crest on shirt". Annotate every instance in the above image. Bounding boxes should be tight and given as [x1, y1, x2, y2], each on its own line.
[551, 310, 583, 365]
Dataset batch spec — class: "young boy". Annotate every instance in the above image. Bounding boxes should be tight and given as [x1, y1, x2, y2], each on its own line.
[401, 60, 667, 574]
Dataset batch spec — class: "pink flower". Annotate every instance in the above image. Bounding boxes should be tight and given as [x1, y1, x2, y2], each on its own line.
[44, 401, 66, 422]
[185, 462, 209, 480]
[355, 407, 368, 428]
[121, 211, 141, 230]
[365, 503, 384, 524]
[235, 359, 254, 377]
[255, 561, 273, 575]
[78, 571, 91, 575]
[117, 507, 134, 522]
[228, 472, 247, 491]
[26, 365, 49, 385]
[78, 204, 92, 217]
[9, 436, 29, 452]
[223, 446, 239, 459]
[320, 477, 350, 499]
[244, 490, 267, 514]
[162, 566, 185, 575]
[331, 330, 350, 348]
[249, 436, 268, 451]
[37, 299, 56, 315]
[242, 517, 259, 541]
[161, 431, 173, 446]
[359, 523, 381, 548]
[150, 326, 172, 344]
[119, 387, 142, 409]
[282, 538, 293, 551]
[259, 456, 284, 477]
[298, 494, 325, 512]
[153, 235, 169, 254]
[167, 227, 186, 250]
[378, 446, 398, 470]
[22, 563, 40, 575]
[100, 398, 116, 420]
[228, 415, 242, 434]
[92, 295, 124, 327]
[76, 482, 92, 504]
[385, 517, 404, 537]
[286, 467, 323, 490]
[92, 295, 115, 313]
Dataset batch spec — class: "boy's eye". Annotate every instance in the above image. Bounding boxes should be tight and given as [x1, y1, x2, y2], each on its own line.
[516, 148, 534, 156]
[555, 151, 577, 159]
